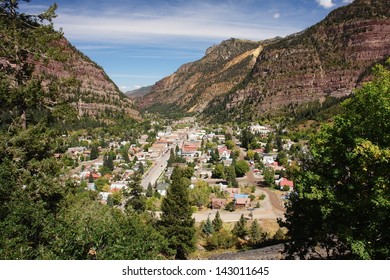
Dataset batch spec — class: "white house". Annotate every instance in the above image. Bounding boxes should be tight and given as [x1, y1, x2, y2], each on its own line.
[263, 154, 275, 165]
[110, 181, 128, 190]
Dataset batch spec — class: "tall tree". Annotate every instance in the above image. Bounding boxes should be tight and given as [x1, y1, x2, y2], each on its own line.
[212, 211, 223, 232]
[235, 159, 249, 177]
[249, 219, 264, 245]
[201, 216, 214, 236]
[90, 145, 99, 160]
[232, 214, 248, 239]
[281, 60, 390, 259]
[125, 174, 146, 213]
[146, 182, 153, 198]
[159, 167, 196, 259]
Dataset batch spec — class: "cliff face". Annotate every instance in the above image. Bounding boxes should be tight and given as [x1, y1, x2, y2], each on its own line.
[138, 0, 389, 121]
[0, 15, 140, 121]
[214, 0, 390, 120]
[33, 39, 140, 120]
[137, 38, 268, 112]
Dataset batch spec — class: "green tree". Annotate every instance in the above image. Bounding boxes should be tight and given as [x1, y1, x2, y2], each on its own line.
[201, 216, 214, 236]
[159, 169, 196, 259]
[210, 148, 220, 163]
[146, 182, 153, 198]
[188, 180, 211, 208]
[225, 140, 235, 150]
[207, 229, 235, 250]
[232, 214, 248, 239]
[212, 211, 223, 232]
[235, 159, 249, 177]
[246, 149, 255, 160]
[277, 151, 288, 167]
[90, 145, 99, 160]
[254, 152, 261, 162]
[224, 165, 238, 187]
[249, 219, 264, 245]
[263, 167, 275, 187]
[240, 128, 254, 150]
[212, 163, 225, 179]
[103, 153, 114, 171]
[281, 61, 390, 260]
[125, 174, 146, 213]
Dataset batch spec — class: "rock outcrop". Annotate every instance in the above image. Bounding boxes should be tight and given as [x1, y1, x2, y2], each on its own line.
[214, 0, 390, 121]
[137, 38, 268, 113]
[138, 0, 390, 122]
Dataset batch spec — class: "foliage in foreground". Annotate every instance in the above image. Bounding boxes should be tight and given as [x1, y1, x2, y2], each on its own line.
[281, 59, 390, 259]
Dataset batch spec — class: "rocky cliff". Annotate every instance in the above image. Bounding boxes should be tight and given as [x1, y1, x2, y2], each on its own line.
[207, 0, 390, 121]
[0, 7, 140, 121]
[138, 0, 389, 122]
[33, 39, 141, 120]
[137, 38, 273, 113]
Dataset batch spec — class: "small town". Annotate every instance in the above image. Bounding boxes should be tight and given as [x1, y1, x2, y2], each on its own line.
[63, 117, 297, 226]
[1, 0, 388, 268]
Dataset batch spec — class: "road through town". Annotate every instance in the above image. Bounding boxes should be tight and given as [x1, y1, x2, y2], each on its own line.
[141, 149, 171, 189]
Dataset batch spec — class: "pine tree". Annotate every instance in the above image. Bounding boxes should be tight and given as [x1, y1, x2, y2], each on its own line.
[159, 167, 196, 259]
[212, 211, 223, 232]
[249, 219, 264, 244]
[201, 216, 214, 236]
[232, 214, 248, 239]
[146, 182, 153, 197]
[90, 145, 99, 160]
[125, 174, 146, 213]
[103, 153, 114, 171]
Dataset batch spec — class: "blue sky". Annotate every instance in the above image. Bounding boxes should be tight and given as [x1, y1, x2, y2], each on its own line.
[21, 0, 355, 92]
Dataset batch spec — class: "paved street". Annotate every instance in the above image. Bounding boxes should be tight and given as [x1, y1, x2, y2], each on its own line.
[141, 149, 171, 189]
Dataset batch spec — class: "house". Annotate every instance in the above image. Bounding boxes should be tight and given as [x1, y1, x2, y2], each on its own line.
[199, 169, 212, 179]
[211, 198, 227, 209]
[279, 178, 294, 191]
[263, 154, 275, 165]
[181, 144, 199, 157]
[110, 181, 127, 190]
[234, 193, 249, 200]
[235, 197, 251, 209]
[250, 124, 272, 136]
[218, 146, 231, 159]
[225, 188, 240, 199]
[86, 172, 101, 180]
[157, 183, 170, 196]
[215, 134, 226, 143]
[67, 147, 86, 156]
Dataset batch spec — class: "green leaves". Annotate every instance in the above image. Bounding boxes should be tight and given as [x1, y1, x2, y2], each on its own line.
[159, 167, 196, 259]
[282, 60, 390, 259]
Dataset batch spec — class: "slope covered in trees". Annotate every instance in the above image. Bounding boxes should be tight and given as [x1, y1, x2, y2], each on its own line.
[0, 0, 140, 124]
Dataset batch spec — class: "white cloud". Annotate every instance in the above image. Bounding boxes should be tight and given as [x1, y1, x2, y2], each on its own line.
[134, 85, 141, 90]
[119, 85, 128, 92]
[316, 0, 335, 9]
[54, 2, 300, 46]
[343, 0, 355, 3]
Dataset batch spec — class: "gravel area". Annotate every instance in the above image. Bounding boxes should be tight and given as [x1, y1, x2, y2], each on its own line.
[209, 244, 286, 260]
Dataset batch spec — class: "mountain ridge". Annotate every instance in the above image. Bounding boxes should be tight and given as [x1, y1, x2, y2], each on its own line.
[0, 5, 141, 122]
[137, 0, 390, 122]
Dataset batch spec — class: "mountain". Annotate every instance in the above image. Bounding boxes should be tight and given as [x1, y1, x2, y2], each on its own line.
[125, 85, 153, 99]
[137, 38, 275, 113]
[0, 5, 140, 122]
[138, 0, 390, 122]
